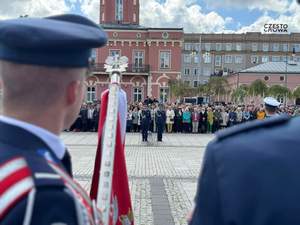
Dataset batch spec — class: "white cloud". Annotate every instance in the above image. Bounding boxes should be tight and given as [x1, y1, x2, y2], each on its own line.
[205, 0, 290, 14]
[140, 0, 233, 32]
[238, 2, 300, 33]
[80, 0, 100, 22]
[0, 0, 69, 19]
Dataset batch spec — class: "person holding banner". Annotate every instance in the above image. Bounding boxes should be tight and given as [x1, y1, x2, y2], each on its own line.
[0, 14, 107, 224]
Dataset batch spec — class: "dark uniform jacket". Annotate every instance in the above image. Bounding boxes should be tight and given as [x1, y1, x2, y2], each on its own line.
[190, 115, 300, 225]
[0, 121, 98, 225]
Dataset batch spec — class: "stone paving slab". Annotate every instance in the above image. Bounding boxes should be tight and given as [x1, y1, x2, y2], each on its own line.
[62, 132, 214, 225]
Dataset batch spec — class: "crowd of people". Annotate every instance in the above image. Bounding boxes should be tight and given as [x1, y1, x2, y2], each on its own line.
[70, 99, 300, 134]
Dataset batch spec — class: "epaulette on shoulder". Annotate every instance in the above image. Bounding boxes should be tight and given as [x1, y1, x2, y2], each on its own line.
[216, 115, 290, 141]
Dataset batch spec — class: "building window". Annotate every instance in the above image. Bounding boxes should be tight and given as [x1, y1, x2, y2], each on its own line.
[216, 43, 222, 51]
[184, 54, 191, 63]
[109, 50, 120, 57]
[160, 51, 171, 69]
[236, 43, 242, 51]
[252, 43, 258, 52]
[283, 43, 289, 52]
[225, 55, 232, 64]
[235, 55, 243, 64]
[205, 43, 211, 51]
[226, 43, 232, 51]
[160, 87, 169, 103]
[115, 0, 123, 21]
[133, 87, 142, 102]
[273, 43, 280, 52]
[193, 81, 198, 87]
[280, 76, 285, 81]
[193, 68, 198, 75]
[194, 44, 200, 52]
[184, 68, 190, 76]
[133, 51, 144, 69]
[203, 68, 211, 76]
[184, 43, 192, 51]
[264, 76, 269, 81]
[203, 53, 211, 63]
[293, 44, 300, 53]
[87, 86, 96, 102]
[133, 13, 136, 22]
[215, 55, 222, 66]
[262, 55, 269, 63]
[272, 56, 281, 62]
[193, 55, 200, 64]
[133, 0, 136, 5]
[102, 13, 105, 21]
[263, 43, 269, 52]
[251, 55, 259, 64]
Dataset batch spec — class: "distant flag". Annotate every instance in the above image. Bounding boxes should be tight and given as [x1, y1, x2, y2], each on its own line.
[90, 88, 134, 225]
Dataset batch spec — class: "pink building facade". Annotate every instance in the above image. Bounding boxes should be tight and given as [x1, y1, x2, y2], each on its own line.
[87, 0, 183, 103]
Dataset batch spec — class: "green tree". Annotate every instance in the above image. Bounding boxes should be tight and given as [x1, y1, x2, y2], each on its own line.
[268, 85, 291, 99]
[248, 79, 268, 97]
[231, 85, 248, 103]
[207, 77, 229, 101]
[169, 80, 191, 101]
[293, 86, 300, 99]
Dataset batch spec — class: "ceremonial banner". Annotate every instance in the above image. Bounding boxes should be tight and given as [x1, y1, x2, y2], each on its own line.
[90, 88, 133, 225]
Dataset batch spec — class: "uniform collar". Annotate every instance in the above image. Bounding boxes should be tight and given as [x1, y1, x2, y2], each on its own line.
[0, 115, 65, 159]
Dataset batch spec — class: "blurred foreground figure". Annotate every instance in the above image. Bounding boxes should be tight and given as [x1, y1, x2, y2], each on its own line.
[0, 14, 107, 224]
[189, 115, 300, 225]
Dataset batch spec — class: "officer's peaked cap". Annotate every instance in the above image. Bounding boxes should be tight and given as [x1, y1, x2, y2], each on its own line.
[0, 14, 107, 68]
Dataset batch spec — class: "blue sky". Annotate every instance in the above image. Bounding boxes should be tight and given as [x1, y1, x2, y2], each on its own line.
[1, 0, 299, 33]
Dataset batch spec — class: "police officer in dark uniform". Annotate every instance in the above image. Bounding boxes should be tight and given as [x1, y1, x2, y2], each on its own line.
[155, 104, 166, 142]
[140, 104, 151, 142]
[0, 14, 107, 224]
[189, 115, 300, 225]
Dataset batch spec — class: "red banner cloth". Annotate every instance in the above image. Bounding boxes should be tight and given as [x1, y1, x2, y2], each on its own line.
[90, 89, 133, 225]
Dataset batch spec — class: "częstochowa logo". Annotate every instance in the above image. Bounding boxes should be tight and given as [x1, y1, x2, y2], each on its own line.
[264, 24, 288, 33]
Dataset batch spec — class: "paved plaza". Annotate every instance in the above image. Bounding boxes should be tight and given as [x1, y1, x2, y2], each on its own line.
[61, 132, 214, 225]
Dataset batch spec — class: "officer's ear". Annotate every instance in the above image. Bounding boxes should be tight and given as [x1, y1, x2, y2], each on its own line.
[65, 80, 83, 106]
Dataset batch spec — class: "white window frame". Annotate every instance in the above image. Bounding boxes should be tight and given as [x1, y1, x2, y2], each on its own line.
[193, 81, 198, 87]
[133, 87, 143, 103]
[159, 50, 171, 69]
[252, 43, 258, 52]
[215, 55, 222, 66]
[262, 55, 269, 63]
[184, 68, 190, 76]
[86, 86, 96, 102]
[160, 87, 169, 103]
[283, 43, 289, 52]
[184, 43, 192, 51]
[203, 54, 211, 63]
[263, 43, 269, 52]
[273, 43, 280, 52]
[193, 55, 200, 64]
[115, 0, 123, 21]
[184, 54, 191, 64]
[236, 43, 242, 51]
[235, 55, 243, 64]
[193, 68, 198, 76]
[133, 50, 144, 68]
[216, 43, 222, 51]
[293, 44, 300, 53]
[204, 43, 211, 51]
[226, 43, 232, 51]
[225, 55, 232, 64]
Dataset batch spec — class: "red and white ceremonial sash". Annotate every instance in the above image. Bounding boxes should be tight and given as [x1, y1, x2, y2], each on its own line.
[0, 157, 34, 219]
